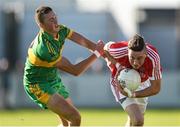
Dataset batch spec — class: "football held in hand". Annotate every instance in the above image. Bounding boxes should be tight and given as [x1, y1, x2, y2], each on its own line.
[117, 68, 141, 91]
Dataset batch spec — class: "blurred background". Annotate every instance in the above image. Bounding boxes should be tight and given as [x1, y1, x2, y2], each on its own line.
[0, 0, 179, 111]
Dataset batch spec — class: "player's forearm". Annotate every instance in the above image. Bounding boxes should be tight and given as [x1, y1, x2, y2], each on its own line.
[72, 54, 97, 76]
[133, 86, 160, 98]
[103, 51, 117, 65]
[134, 79, 161, 98]
[69, 31, 96, 51]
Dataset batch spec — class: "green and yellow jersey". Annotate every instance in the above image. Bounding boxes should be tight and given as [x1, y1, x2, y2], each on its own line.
[23, 25, 73, 108]
[24, 24, 72, 84]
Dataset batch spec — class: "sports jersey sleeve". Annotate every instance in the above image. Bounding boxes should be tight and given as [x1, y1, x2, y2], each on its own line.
[104, 41, 116, 51]
[59, 25, 73, 39]
[147, 46, 162, 80]
[104, 41, 128, 59]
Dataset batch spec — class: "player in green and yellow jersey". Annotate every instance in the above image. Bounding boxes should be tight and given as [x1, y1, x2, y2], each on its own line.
[23, 6, 104, 126]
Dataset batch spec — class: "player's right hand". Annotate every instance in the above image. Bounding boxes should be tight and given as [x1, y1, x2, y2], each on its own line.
[115, 81, 133, 97]
[113, 67, 132, 97]
[116, 80, 130, 97]
[93, 40, 105, 57]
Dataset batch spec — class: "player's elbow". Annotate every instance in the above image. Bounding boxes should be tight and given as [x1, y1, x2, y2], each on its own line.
[152, 85, 161, 95]
[72, 67, 87, 76]
[73, 73, 80, 76]
[72, 71, 82, 76]
[153, 89, 160, 95]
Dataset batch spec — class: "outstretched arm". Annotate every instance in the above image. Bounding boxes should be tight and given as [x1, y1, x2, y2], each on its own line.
[68, 31, 96, 51]
[55, 55, 96, 76]
[55, 41, 104, 76]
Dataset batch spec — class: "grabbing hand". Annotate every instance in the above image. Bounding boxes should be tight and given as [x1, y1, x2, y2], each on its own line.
[93, 40, 105, 57]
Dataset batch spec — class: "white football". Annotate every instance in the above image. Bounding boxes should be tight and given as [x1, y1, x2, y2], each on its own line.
[117, 68, 141, 91]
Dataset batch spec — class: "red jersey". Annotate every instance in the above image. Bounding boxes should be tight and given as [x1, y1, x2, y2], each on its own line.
[104, 41, 162, 82]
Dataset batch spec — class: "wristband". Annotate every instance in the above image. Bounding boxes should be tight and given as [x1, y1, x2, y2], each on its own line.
[115, 63, 120, 69]
[132, 92, 136, 98]
[104, 57, 108, 62]
[123, 87, 132, 97]
[93, 50, 101, 58]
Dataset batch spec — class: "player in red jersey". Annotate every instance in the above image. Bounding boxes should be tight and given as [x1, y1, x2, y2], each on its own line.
[102, 34, 162, 126]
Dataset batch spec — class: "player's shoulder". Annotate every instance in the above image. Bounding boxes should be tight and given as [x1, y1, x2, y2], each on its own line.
[146, 43, 160, 63]
[59, 24, 66, 29]
[104, 41, 128, 51]
[59, 24, 70, 30]
[146, 43, 159, 54]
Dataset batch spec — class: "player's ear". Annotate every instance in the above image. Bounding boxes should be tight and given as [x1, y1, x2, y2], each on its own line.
[144, 53, 147, 58]
[143, 46, 147, 56]
[35, 17, 42, 28]
[38, 22, 45, 29]
[145, 50, 148, 57]
[39, 22, 43, 28]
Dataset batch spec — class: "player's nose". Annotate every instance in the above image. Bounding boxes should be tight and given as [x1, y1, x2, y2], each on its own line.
[133, 61, 140, 67]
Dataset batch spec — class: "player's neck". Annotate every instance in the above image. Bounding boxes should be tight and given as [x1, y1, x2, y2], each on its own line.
[41, 29, 58, 39]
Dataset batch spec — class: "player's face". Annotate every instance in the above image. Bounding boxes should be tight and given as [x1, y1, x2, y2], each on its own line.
[128, 49, 146, 69]
[40, 11, 59, 34]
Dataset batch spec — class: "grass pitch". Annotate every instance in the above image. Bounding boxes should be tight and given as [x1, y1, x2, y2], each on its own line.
[0, 108, 179, 126]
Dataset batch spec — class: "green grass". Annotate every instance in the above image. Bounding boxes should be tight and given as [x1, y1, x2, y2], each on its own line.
[0, 108, 179, 126]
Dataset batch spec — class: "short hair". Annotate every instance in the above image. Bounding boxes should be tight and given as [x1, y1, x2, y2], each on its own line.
[128, 34, 145, 51]
[35, 6, 52, 24]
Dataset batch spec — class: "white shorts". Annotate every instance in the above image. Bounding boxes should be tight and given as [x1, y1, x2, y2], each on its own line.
[110, 79, 150, 112]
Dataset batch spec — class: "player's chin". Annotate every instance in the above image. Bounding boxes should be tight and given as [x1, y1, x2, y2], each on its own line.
[132, 66, 140, 69]
[54, 28, 59, 32]
[51, 29, 59, 34]
[53, 26, 59, 32]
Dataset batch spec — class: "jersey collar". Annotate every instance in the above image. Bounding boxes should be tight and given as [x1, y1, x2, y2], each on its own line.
[40, 30, 59, 41]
